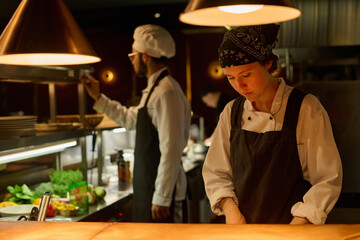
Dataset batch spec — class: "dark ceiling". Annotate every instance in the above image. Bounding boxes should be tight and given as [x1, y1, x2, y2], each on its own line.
[0, 0, 194, 34]
[0, 0, 189, 16]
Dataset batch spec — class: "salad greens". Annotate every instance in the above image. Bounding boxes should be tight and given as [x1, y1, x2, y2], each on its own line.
[49, 169, 83, 186]
[34, 182, 54, 197]
[7, 170, 84, 201]
[7, 184, 38, 204]
[35, 169, 83, 198]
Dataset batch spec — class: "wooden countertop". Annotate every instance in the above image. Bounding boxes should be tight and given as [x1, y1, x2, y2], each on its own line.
[0, 222, 359, 240]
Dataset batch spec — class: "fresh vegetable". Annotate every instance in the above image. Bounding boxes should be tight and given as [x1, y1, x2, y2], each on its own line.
[33, 198, 41, 205]
[49, 170, 83, 197]
[51, 194, 61, 199]
[87, 184, 106, 205]
[34, 169, 84, 198]
[0, 201, 17, 209]
[53, 200, 78, 217]
[88, 184, 96, 205]
[49, 184, 68, 198]
[34, 183, 54, 197]
[50, 169, 83, 187]
[94, 186, 106, 199]
[6, 184, 38, 204]
[52, 200, 76, 210]
[46, 204, 56, 217]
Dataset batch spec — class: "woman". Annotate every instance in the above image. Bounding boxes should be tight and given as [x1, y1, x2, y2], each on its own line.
[202, 24, 342, 225]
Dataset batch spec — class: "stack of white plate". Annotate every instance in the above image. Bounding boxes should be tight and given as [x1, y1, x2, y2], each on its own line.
[0, 204, 35, 217]
[0, 116, 37, 140]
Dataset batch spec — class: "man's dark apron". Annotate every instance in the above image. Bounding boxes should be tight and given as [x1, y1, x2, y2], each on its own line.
[230, 88, 312, 223]
[132, 70, 175, 222]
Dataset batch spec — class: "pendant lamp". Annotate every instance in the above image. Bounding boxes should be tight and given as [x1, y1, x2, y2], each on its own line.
[0, 0, 101, 65]
[179, 0, 301, 26]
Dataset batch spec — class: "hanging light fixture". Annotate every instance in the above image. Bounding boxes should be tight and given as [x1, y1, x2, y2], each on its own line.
[179, 0, 301, 26]
[0, 0, 101, 66]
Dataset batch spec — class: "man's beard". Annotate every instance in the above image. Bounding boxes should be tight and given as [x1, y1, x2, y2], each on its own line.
[135, 58, 147, 78]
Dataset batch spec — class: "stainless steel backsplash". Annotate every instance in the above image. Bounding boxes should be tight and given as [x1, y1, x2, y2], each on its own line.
[278, 0, 360, 47]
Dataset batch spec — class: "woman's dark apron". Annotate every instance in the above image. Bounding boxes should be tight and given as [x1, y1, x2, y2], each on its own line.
[230, 88, 312, 223]
[132, 70, 176, 222]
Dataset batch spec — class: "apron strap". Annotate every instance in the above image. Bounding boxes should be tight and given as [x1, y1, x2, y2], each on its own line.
[230, 96, 246, 128]
[283, 88, 307, 130]
[144, 69, 169, 107]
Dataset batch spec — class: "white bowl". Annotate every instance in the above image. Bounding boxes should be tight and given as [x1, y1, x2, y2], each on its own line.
[0, 204, 36, 217]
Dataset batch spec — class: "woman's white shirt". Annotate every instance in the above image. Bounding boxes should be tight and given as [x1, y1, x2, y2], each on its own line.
[202, 78, 343, 224]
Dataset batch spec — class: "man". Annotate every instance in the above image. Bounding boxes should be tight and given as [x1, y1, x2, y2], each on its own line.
[81, 24, 191, 223]
[201, 85, 233, 144]
[201, 85, 233, 122]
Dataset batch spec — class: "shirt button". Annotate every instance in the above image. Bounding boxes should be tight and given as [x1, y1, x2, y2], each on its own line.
[248, 117, 251, 120]
[269, 116, 273, 120]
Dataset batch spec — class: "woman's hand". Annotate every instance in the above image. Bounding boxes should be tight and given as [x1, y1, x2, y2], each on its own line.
[80, 75, 101, 101]
[290, 216, 310, 224]
[220, 197, 247, 224]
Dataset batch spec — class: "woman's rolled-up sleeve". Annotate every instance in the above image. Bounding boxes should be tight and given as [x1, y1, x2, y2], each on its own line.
[292, 94, 343, 224]
[202, 101, 238, 215]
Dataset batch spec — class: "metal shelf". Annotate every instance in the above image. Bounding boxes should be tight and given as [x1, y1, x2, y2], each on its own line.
[0, 129, 91, 153]
[0, 64, 93, 84]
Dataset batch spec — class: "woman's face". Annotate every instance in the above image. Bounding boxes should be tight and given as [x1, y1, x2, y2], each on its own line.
[222, 61, 272, 102]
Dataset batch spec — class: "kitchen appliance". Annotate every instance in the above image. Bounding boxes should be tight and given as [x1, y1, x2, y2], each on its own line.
[37, 191, 51, 221]
[16, 191, 51, 221]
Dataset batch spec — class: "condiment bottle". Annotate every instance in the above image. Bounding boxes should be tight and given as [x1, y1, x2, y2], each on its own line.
[117, 150, 130, 182]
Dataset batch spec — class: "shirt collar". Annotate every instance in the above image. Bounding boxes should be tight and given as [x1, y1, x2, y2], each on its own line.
[147, 67, 168, 87]
[244, 77, 286, 114]
[270, 78, 286, 114]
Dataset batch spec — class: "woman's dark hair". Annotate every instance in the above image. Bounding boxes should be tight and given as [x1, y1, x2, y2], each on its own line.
[259, 55, 279, 74]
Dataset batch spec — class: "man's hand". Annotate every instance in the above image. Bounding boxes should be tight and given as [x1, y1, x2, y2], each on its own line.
[80, 75, 101, 101]
[151, 204, 170, 220]
[220, 197, 247, 224]
[290, 216, 310, 224]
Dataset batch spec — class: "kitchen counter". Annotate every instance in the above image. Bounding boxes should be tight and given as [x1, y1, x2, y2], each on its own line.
[0, 222, 359, 240]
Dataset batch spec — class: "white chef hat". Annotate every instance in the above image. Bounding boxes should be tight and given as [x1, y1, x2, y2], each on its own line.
[132, 24, 175, 58]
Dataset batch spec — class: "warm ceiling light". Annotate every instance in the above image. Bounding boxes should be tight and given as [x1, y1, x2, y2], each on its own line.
[179, 0, 301, 26]
[0, 0, 101, 66]
[218, 5, 263, 14]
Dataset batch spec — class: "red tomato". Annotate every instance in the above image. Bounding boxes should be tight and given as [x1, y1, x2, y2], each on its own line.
[46, 204, 56, 217]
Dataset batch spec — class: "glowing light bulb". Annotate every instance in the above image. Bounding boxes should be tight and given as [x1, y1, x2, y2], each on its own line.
[218, 5, 263, 14]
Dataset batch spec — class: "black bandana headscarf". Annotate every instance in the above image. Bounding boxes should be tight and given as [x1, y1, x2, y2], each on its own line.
[218, 24, 280, 68]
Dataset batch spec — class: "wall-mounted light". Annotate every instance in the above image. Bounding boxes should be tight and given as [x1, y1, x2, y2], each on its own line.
[0, 140, 77, 164]
[0, 0, 101, 66]
[179, 0, 301, 26]
[208, 60, 224, 80]
[101, 70, 115, 83]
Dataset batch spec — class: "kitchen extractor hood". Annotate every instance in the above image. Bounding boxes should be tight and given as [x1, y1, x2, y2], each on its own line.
[179, 0, 301, 26]
[0, 0, 101, 66]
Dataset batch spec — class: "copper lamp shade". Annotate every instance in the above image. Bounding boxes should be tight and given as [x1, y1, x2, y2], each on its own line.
[0, 0, 101, 65]
[179, 0, 301, 26]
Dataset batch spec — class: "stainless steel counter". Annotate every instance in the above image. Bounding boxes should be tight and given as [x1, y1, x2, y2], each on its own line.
[53, 176, 133, 222]
[0, 176, 133, 222]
